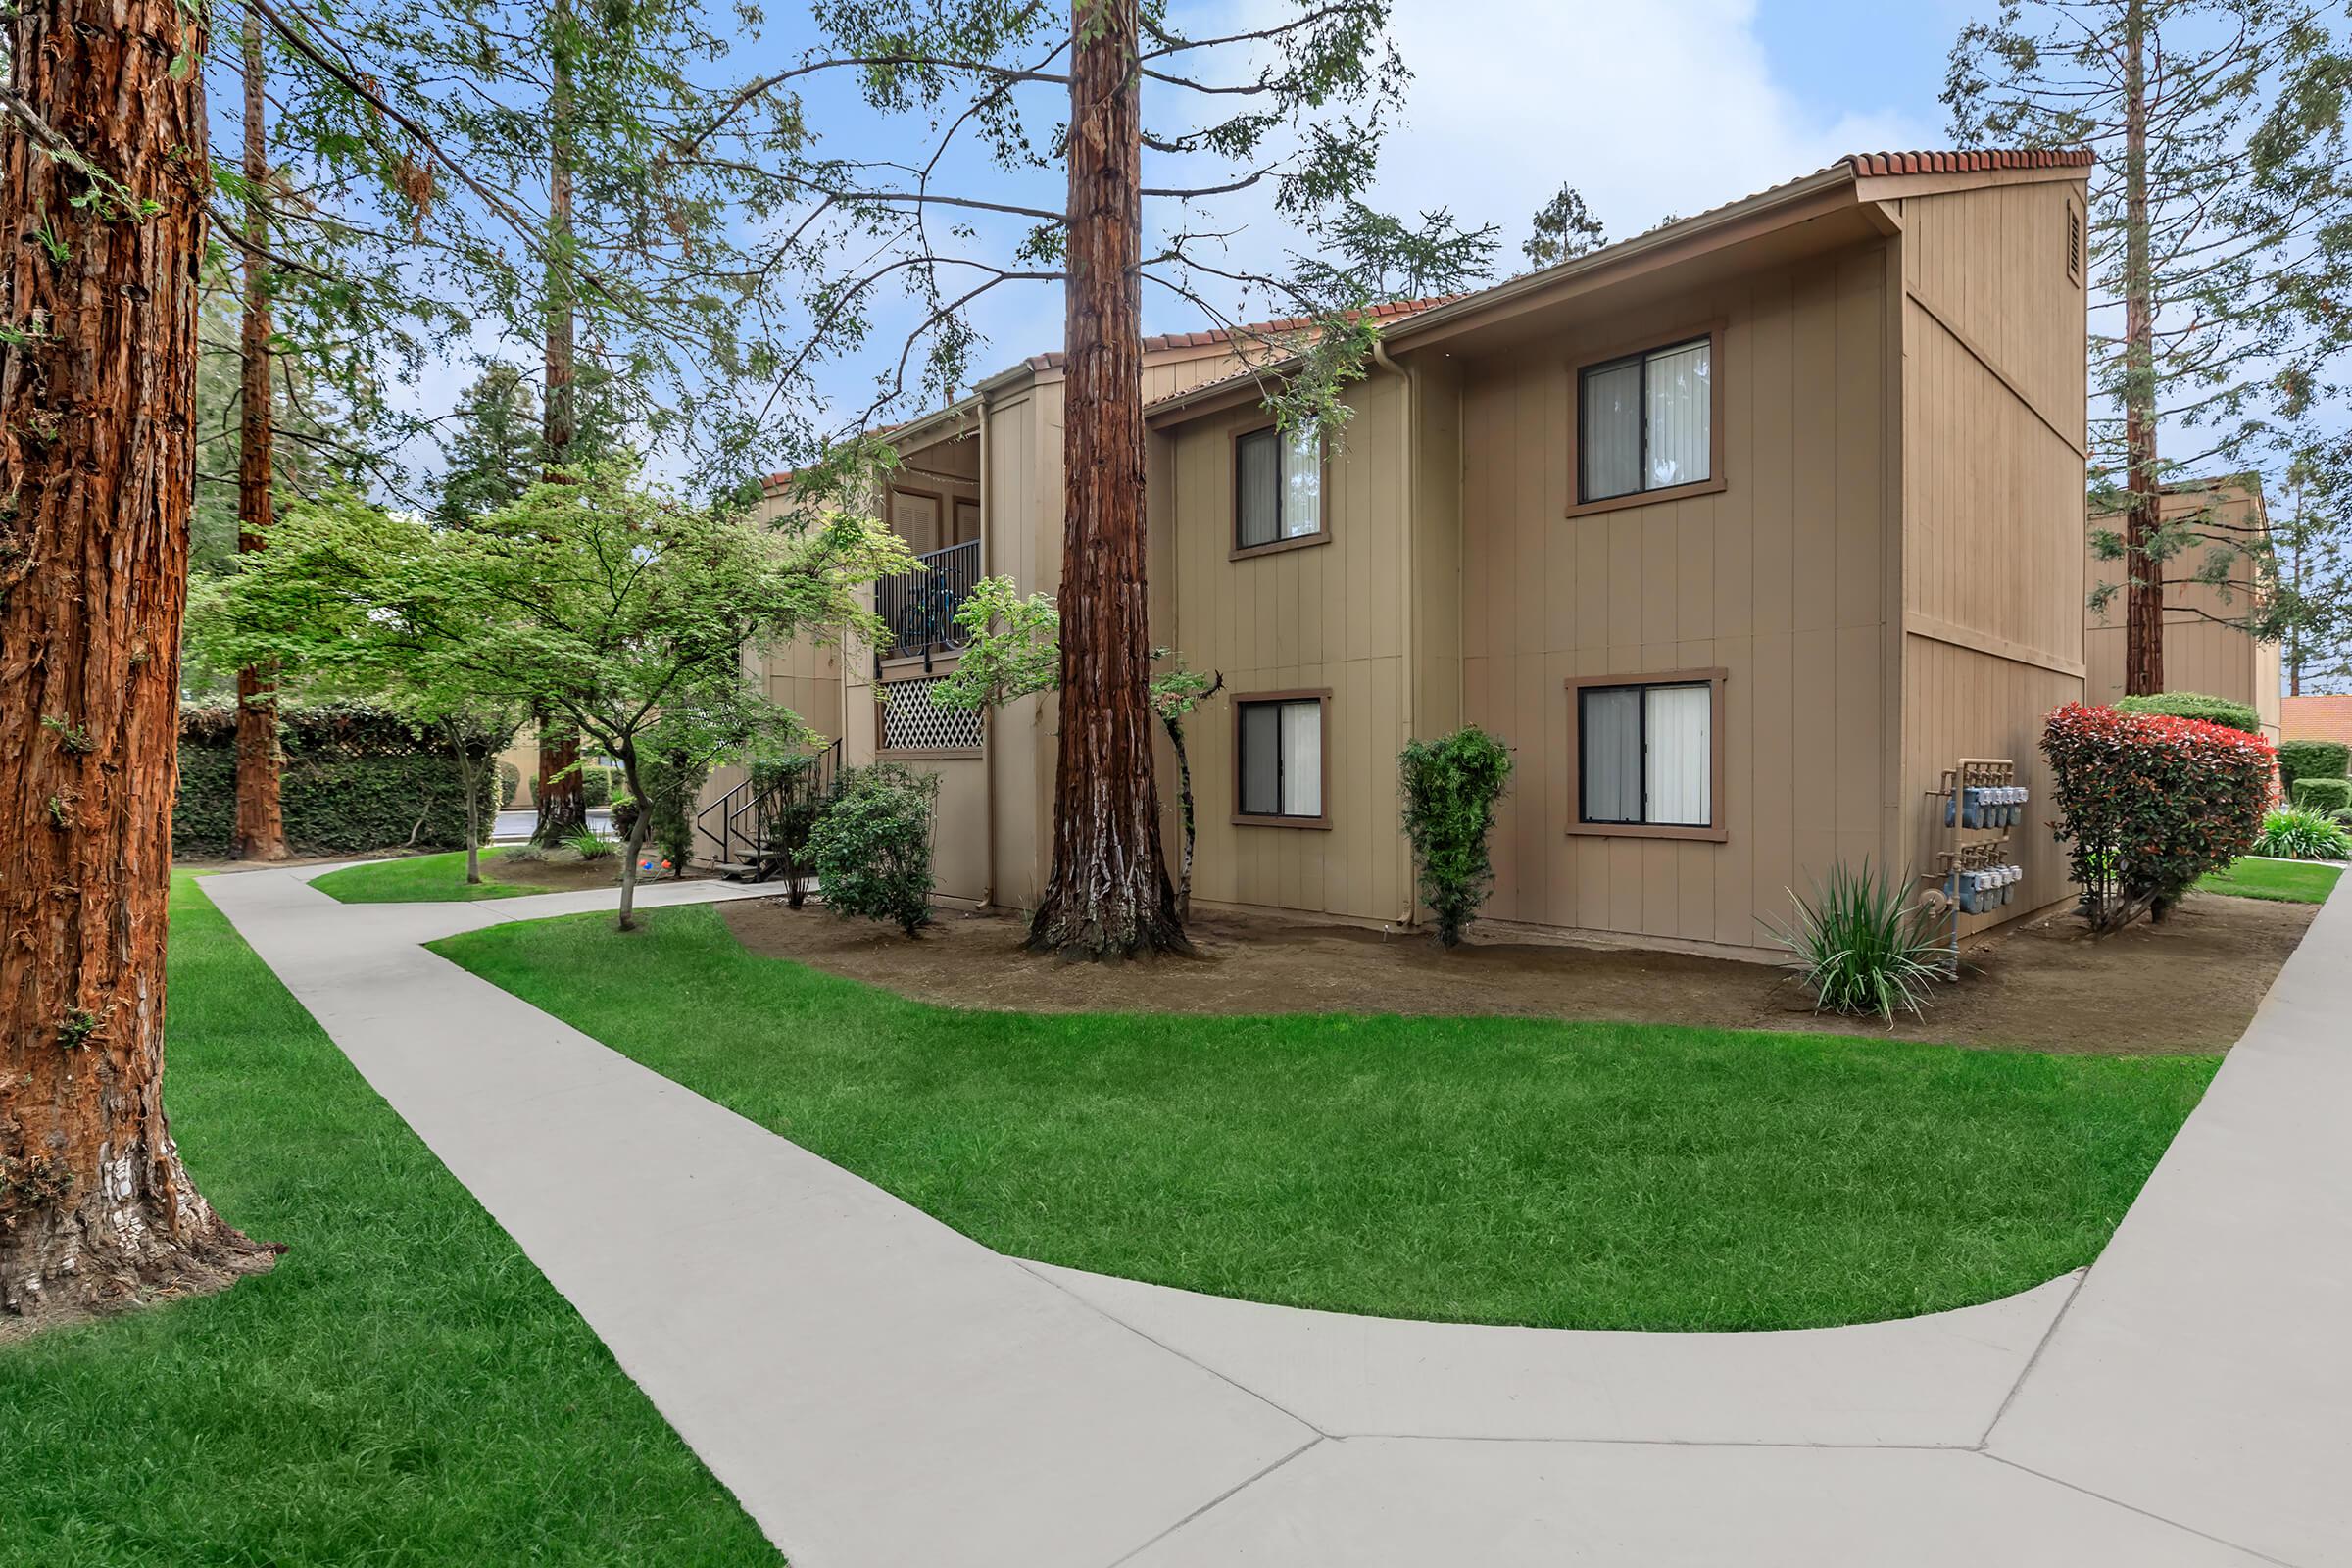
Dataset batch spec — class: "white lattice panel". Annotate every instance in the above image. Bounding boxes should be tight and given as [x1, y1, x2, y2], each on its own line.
[881, 676, 983, 752]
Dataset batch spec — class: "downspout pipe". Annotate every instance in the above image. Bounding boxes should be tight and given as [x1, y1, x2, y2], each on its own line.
[1370, 337, 1416, 932]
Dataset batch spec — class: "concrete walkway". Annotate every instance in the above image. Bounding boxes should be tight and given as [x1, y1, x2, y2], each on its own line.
[201, 866, 2352, 1566]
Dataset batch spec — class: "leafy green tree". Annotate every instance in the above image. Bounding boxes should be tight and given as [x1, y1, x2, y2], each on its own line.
[930, 578, 1225, 919]
[197, 461, 912, 928]
[2274, 442, 2352, 694]
[737, 0, 1495, 956]
[1948, 0, 2352, 694]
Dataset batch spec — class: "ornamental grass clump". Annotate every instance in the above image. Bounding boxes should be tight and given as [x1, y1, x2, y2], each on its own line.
[1397, 726, 1514, 948]
[566, 828, 618, 861]
[2253, 807, 2352, 862]
[2042, 702, 2274, 932]
[1766, 860, 1945, 1024]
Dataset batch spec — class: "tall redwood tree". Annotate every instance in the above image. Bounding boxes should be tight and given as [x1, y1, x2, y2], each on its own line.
[234, 0, 290, 860]
[1032, 0, 1183, 954]
[1, 0, 275, 1322]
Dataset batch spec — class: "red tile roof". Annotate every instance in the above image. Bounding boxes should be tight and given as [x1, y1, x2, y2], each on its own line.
[1843, 148, 2095, 176]
[2283, 695, 2352, 746]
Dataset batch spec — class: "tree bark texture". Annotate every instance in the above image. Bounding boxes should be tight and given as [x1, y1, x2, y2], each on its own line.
[532, 0, 587, 846]
[1030, 0, 1188, 957]
[0, 0, 275, 1323]
[2121, 0, 2165, 696]
[234, 2, 288, 861]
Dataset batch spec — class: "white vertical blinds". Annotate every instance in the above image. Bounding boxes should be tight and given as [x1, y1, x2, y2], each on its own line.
[1643, 340, 1711, 490]
[1642, 683, 1712, 826]
[1581, 358, 1642, 501]
[1280, 426, 1322, 538]
[1280, 700, 1322, 816]
[1580, 686, 1642, 822]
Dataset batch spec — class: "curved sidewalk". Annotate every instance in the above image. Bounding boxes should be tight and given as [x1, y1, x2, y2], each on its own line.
[203, 866, 2350, 1566]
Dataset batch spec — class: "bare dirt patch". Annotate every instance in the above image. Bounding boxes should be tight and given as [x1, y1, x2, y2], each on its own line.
[719, 890, 2316, 1054]
[486, 855, 713, 894]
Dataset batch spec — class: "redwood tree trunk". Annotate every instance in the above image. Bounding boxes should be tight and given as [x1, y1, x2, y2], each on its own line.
[233, 2, 288, 861]
[0, 0, 275, 1324]
[1030, 0, 1187, 957]
[2121, 0, 2165, 696]
[532, 0, 588, 846]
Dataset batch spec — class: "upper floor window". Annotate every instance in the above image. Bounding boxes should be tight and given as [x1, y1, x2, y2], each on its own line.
[1235, 422, 1323, 553]
[1577, 335, 1714, 505]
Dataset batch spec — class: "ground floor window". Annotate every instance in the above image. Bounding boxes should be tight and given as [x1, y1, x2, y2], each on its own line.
[1235, 692, 1328, 825]
[1572, 672, 1723, 834]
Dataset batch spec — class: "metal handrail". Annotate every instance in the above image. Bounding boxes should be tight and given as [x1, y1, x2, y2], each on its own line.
[692, 739, 844, 873]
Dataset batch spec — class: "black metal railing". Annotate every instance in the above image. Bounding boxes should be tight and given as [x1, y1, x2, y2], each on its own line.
[693, 739, 844, 875]
[876, 538, 980, 666]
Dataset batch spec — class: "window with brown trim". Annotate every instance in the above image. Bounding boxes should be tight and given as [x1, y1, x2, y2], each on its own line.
[1233, 691, 1329, 826]
[1234, 421, 1325, 554]
[1565, 669, 1728, 842]
[1577, 335, 1715, 505]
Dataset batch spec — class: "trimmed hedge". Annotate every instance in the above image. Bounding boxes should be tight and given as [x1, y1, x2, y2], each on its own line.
[2277, 738, 2351, 795]
[2290, 776, 2352, 816]
[2112, 691, 2263, 735]
[174, 702, 472, 857]
[2043, 702, 2275, 931]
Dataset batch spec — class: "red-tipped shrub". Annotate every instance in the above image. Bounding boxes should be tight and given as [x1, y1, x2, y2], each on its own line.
[2041, 702, 2275, 932]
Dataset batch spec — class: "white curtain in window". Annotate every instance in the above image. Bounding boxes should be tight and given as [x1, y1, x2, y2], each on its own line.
[1280, 701, 1322, 816]
[1644, 340, 1711, 490]
[1281, 426, 1322, 538]
[1237, 429, 1278, 548]
[1643, 683, 1712, 826]
[1580, 687, 1642, 822]
[1581, 359, 1642, 501]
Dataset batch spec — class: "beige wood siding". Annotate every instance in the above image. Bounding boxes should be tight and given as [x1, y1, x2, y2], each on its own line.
[1453, 247, 1895, 955]
[1159, 371, 1416, 923]
[2084, 484, 2282, 740]
[1898, 177, 2089, 932]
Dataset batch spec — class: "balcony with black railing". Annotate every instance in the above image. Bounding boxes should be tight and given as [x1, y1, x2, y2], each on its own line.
[876, 537, 981, 666]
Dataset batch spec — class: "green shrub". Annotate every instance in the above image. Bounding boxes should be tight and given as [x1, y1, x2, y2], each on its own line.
[808, 763, 938, 936]
[580, 764, 614, 808]
[2112, 691, 2263, 735]
[499, 761, 520, 808]
[2042, 702, 2275, 931]
[757, 753, 839, 908]
[2290, 777, 2352, 817]
[2253, 807, 2352, 861]
[2277, 738, 2351, 795]
[610, 794, 641, 841]
[173, 701, 471, 856]
[1397, 726, 1514, 948]
[635, 750, 710, 877]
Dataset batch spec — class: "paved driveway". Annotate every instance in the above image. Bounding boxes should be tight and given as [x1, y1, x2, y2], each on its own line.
[202, 867, 2352, 1566]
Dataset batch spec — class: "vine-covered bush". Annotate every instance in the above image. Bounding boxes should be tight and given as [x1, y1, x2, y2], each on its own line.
[2289, 776, 2352, 818]
[2042, 702, 2275, 932]
[499, 761, 521, 808]
[2111, 691, 2263, 735]
[1396, 726, 1514, 948]
[808, 763, 939, 936]
[2277, 738, 2350, 796]
[174, 702, 471, 856]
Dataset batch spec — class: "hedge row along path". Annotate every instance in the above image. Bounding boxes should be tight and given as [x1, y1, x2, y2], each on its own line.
[198, 865, 2352, 1566]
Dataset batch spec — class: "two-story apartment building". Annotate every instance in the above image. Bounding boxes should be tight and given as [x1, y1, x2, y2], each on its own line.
[727, 147, 2094, 959]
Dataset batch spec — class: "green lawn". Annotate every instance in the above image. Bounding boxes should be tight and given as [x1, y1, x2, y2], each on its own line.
[311, 847, 539, 903]
[0, 876, 772, 1566]
[434, 906, 2216, 1333]
[2196, 857, 2343, 905]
